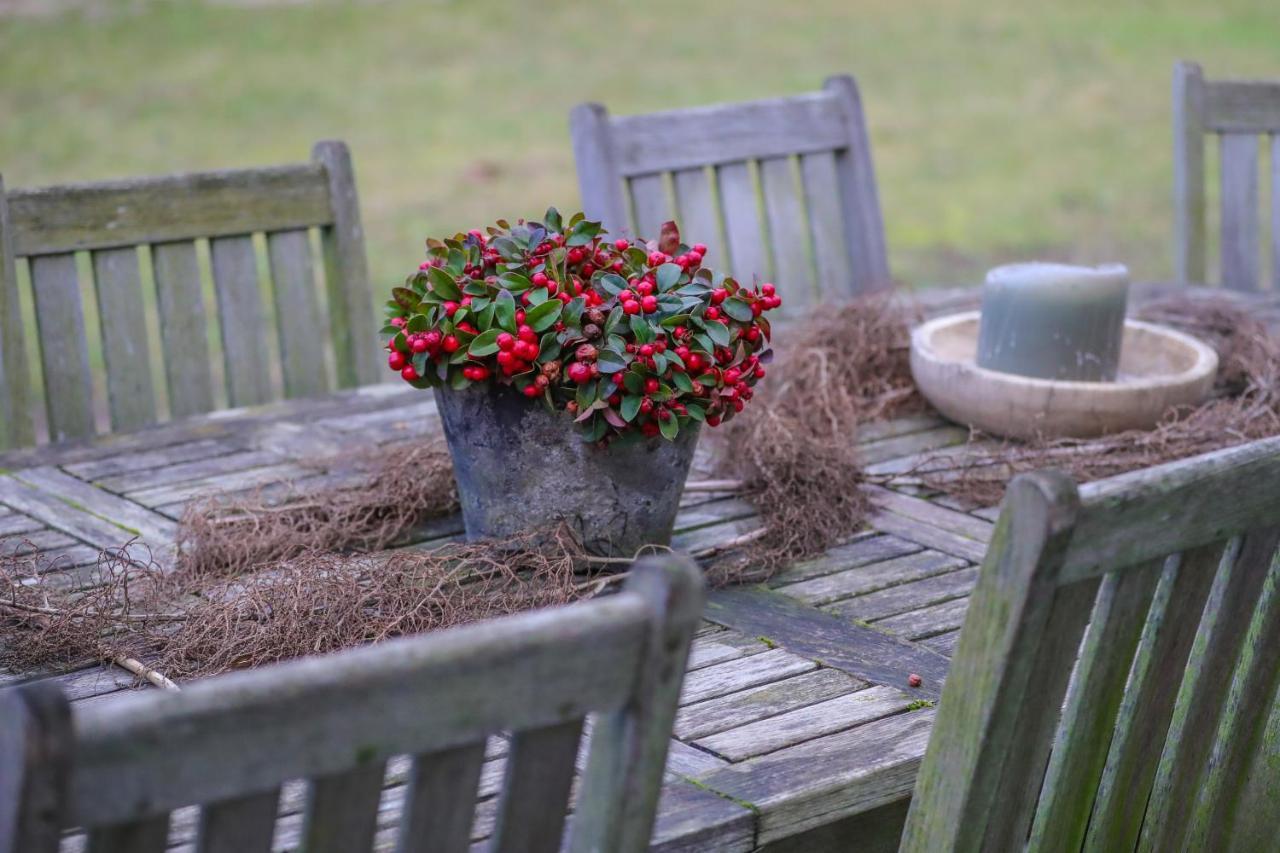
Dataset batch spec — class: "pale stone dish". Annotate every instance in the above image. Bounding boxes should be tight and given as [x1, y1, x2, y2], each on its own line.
[910, 311, 1219, 439]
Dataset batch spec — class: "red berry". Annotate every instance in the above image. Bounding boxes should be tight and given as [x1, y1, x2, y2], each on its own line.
[642, 421, 660, 437]
[472, 365, 490, 380]
[443, 301, 459, 317]
[688, 250, 704, 266]
[611, 260, 624, 272]
[705, 306, 720, 321]
[645, 378, 660, 394]
[767, 295, 782, 309]
[608, 393, 622, 406]
[640, 397, 654, 414]
[497, 350, 515, 367]
[442, 335, 460, 353]
[522, 384, 541, 398]
[532, 272, 549, 287]
[745, 326, 761, 342]
[567, 248, 586, 264]
[639, 344, 654, 357]
[411, 336, 428, 353]
[558, 291, 571, 303]
[761, 282, 776, 297]
[545, 281, 558, 295]
[641, 295, 658, 313]
[724, 368, 741, 385]
[908, 673, 923, 688]
[675, 346, 691, 361]
[388, 351, 406, 371]
[636, 281, 654, 296]
[497, 333, 516, 352]
[675, 254, 691, 269]
[515, 309, 526, 324]
[622, 300, 641, 315]
[692, 243, 707, 254]
[518, 325, 536, 341]
[400, 365, 419, 382]
[567, 362, 592, 383]
[648, 251, 667, 266]
[611, 372, 626, 385]
[390, 316, 406, 328]
[614, 238, 629, 251]
[580, 263, 595, 278]
[710, 288, 728, 305]
[658, 407, 672, 421]
[686, 354, 703, 372]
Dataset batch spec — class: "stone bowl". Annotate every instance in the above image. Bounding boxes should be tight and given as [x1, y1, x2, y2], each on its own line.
[910, 311, 1219, 439]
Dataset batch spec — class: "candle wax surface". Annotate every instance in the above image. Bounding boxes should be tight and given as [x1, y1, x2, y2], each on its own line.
[976, 263, 1130, 382]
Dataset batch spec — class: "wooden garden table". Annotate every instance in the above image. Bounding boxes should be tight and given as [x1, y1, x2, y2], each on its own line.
[2, 283, 1278, 852]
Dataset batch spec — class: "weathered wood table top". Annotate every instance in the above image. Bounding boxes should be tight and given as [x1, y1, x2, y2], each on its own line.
[3, 283, 1278, 852]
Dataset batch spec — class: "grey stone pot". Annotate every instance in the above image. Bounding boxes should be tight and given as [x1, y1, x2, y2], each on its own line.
[433, 383, 701, 557]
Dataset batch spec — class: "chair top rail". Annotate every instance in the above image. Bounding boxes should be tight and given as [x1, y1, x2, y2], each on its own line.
[1203, 79, 1280, 133]
[606, 90, 849, 176]
[66, 591, 652, 827]
[1059, 435, 1280, 583]
[8, 162, 333, 256]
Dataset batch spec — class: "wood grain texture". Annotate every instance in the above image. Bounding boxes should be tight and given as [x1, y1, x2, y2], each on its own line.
[1173, 61, 1208, 284]
[7, 163, 331, 256]
[86, 816, 170, 853]
[196, 788, 280, 853]
[91, 246, 157, 431]
[824, 75, 891, 293]
[209, 235, 272, 407]
[1272, 134, 1280, 292]
[313, 140, 379, 388]
[266, 228, 328, 399]
[569, 102, 629, 235]
[491, 719, 583, 853]
[799, 151, 854, 300]
[396, 743, 485, 853]
[757, 155, 817, 316]
[1219, 132, 1260, 291]
[717, 161, 769, 285]
[301, 762, 386, 853]
[150, 240, 216, 419]
[1203, 77, 1280, 132]
[628, 173, 671, 240]
[29, 253, 95, 441]
[671, 167, 723, 271]
[0, 682, 71, 853]
[0, 177, 35, 449]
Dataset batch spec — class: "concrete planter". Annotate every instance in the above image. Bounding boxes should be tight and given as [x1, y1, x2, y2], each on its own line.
[433, 383, 700, 557]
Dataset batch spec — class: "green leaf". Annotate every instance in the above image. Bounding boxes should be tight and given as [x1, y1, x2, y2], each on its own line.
[475, 302, 497, 331]
[672, 371, 694, 392]
[651, 352, 667, 373]
[576, 378, 599, 411]
[659, 416, 679, 440]
[544, 207, 563, 232]
[622, 371, 645, 394]
[538, 332, 562, 362]
[596, 349, 629, 374]
[406, 314, 429, 333]
[562, 296, 586, 327]
[656, 263, 682, 290]
[391, 331, 409, 353]
[449, 369, 471, 390]
[660, 313, 692, 328]
[629, 314, 654, 343]
[498, 272, 533, 292]
[566, 231, 594, 247]
[525, 298, 563, 332]
[685, 402, 706, 422]
[722, 297, 754, 322]
[446, 248, 467, 275]
[602, 407, 627, 429]
[597, 273, 628, 297]
[494, 290, 517, 332]
[620, 394, 642, 422]
[468, 329, 500, 357]
[392, 287, 420, 310]
[582, 414, 608, 442]
[427, 267, 463, 302]
[526, 287, 550, 306]
[705, 320, 730, 347]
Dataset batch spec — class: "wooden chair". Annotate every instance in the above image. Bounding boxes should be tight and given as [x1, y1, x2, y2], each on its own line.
[0, 141, 382, 450]
[571, 75, 892, 319]
[1174, 61, 1280, 291]
[0, 555, 704, 853]
[901, 436, 1280, 851]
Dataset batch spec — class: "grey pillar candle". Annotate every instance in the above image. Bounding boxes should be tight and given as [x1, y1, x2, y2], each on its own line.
[976, 262, 1130, 382]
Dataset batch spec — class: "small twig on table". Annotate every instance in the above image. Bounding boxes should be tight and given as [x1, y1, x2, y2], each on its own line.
[683, 479, 746, 493]
[113, 655, 181, 692]
[692, 527, 768, 558]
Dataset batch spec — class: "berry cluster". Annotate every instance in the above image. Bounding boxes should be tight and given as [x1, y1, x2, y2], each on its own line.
[382, 210, 781, 443]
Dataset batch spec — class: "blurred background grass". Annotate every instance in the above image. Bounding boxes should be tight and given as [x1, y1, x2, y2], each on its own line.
[2, 0, 1278, 293]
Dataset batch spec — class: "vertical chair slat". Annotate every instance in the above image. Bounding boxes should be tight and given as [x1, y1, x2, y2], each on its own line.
[628, 174, 670, 240]
[1228, 681, 1280, 848]
[799, 152, 855, 301]
[86, 817, 170, 853]
[716, 161, 769, 285]
[1174, 61, 1208, 284]
[1028, 558, 1164, 851]
[1271, 134, 1280, 291]
[758, 155, 818, 316]
[491, 718, 584, 853]
[209, 235, 272, 407]
[1185, 541, 1280, 849]
[1141, 525, 1280, 851]
[266, 229, 327, 399]
[570, 103, 629, 236]
[301, 762, 386, 853]
[671, 167, 723, 271]
[395, 742, 486, 853]
[196, 788, 280, 853]
[91, 247, 157, 431]
[1085, 541, 1225, 851]
[1220, 132, 1260, 290]
[0, 683, 71, 853]
[29, 253, 95, 442]
[823, 75, 891, 292]
[151, 240, 216, 419]
[313, 140, 379, 389]
[0, 176, 35, 449]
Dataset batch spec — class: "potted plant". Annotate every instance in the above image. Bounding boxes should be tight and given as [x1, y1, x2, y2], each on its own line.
[381, 210, 782, 556]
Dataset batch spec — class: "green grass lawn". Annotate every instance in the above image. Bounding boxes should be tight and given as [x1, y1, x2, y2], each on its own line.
[2, 0, 1277, 292]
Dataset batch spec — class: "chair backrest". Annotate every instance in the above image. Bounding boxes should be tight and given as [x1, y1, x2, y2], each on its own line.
[570, 75, 891, 319]
[0, 141, 382, 450]
[901, 436, 1280, 852]
[0, 556, 704, 853]
[1174, 60, 1280, 291]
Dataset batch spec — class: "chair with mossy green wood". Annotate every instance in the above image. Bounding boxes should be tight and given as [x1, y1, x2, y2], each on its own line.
[0, 141, 382, 450]
[1, 555, 704, 853]
[1174, 60, 1280, 291]
[900, 436, 1280, 851]
[570, 75, 892, 321]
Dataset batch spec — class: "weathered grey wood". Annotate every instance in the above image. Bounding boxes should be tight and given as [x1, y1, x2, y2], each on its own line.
[674, 668, 864, 741]
[1219, 133, 1260, 291]
[208, 235, 272, 407]
[196, 788, 280, 853]
[648, 778, 755, 853]
[301, 763, 386, 853]
[0, 682, 70, 853]
[872, 595, 971, 641]
[1083, 542, 1224, 851]
[824, 75, 891, 293]
[569, 103, 629, 235]
[758, 156, 817, 315]
[864, 486, 993, 544]
[8, 164, 331, 256]
[150, 240, 216, 419]
[716, 162, 762, 285]
[0, 176, 35, 450]
[11, 465, 177, 546]
[627, 173, 670, 239]
[1228, 676, 1280, 850]
[778, 549, 968, 606]
[671, 167, 723, 270]
[29, 253, 95, 441]
[1203, 78, 1280, 132]
[684, 629, 768, 670]
[397, 743, 485, 853]
[313, 140, 379, 389]
[707, 586, 949, 698]
[827, 566, 977, 623]
[266, 228, 327, 399]
[91, 247, 157, 431]
[800, 151, 855, 300]
[1272, 134, 1280, 291]
[491, 720, 582, 853]
[86, 816, 170, 853]
[1174, 61, 1209, 284]
[769, 534, 922, 586]
[679, 648, 816, 706]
